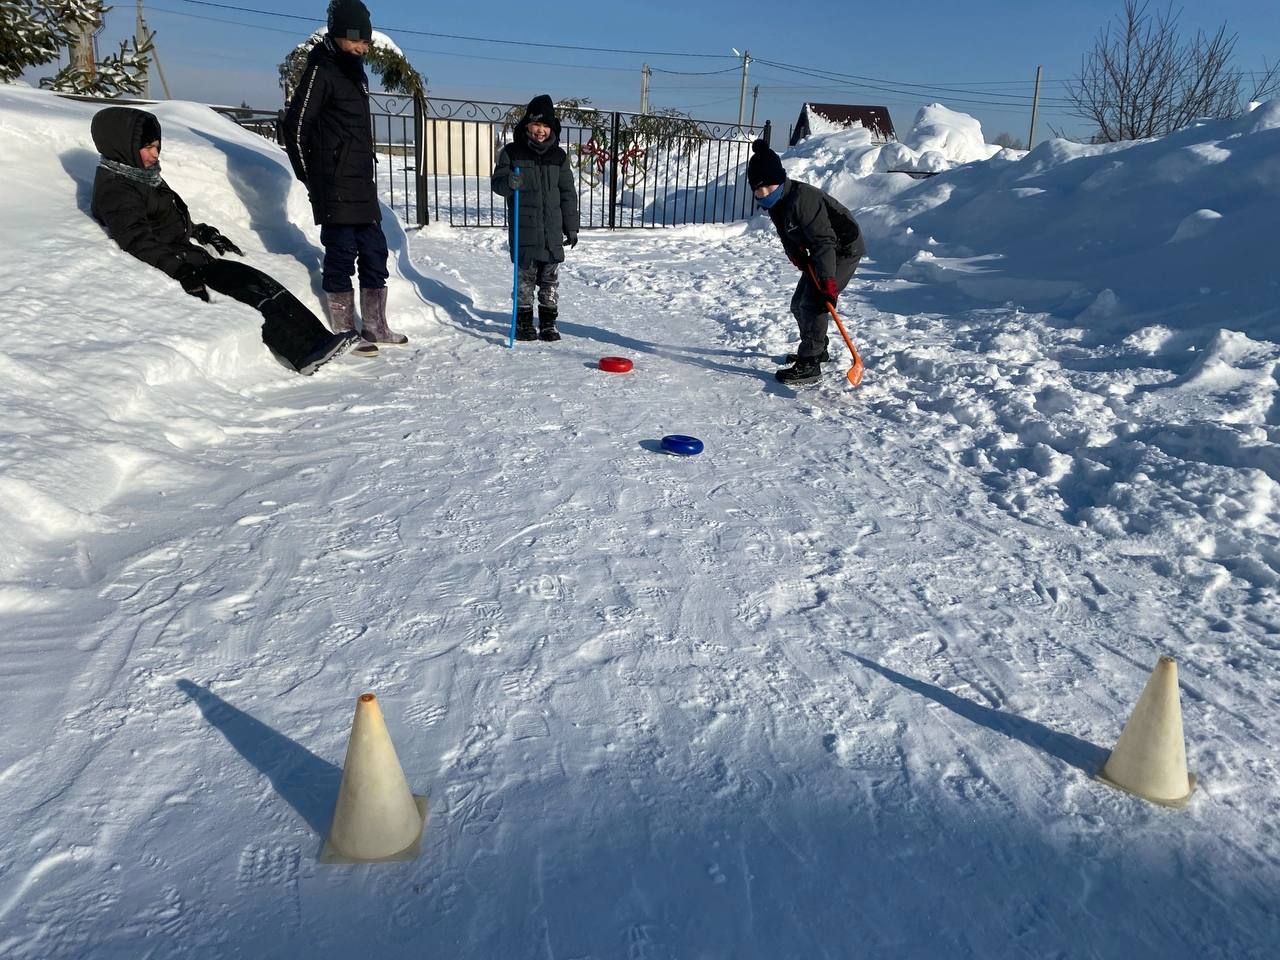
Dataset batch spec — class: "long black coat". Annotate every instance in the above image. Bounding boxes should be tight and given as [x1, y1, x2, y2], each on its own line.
[491, 121, 579, 266]
[283, 37, 381, 226]
[767, 180, 866, 282]
[90, 107, 213, 279]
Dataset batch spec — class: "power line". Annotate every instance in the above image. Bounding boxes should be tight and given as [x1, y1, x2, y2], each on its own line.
[753, 59, 1073, 108]
[148, 6, 644, 73]
[171, 0, 734, 59]
[159, 0, 1115, 106]
[650, 65, 742, 77]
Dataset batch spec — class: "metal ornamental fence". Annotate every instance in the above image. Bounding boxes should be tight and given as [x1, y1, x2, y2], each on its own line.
[203, 94, 771, 230]
[411, 98, 771, 230]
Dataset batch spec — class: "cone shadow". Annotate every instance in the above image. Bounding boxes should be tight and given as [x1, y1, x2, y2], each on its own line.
[176, 680, 340, 837]
[847, 653, 1109, 774]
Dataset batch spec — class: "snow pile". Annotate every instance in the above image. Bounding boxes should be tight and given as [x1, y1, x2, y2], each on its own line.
[0, 86, 431, 580]
[821, 99, 1280, 328]
[899, 102, 1004, 165]
[779, 103, 1007, 211]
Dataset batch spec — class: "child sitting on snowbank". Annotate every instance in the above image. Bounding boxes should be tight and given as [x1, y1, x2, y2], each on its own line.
[90, 106, 360, 376]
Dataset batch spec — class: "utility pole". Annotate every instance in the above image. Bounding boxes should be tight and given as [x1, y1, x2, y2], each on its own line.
[750, 84, 759, 127]
[136, 0, 148, 96]
[1027, 64, 1042, 149]
[151, 43, 172, 99]
[639, 63, 651, 115]
[733, 48, 751, 129]
[134, 1, 170, 98]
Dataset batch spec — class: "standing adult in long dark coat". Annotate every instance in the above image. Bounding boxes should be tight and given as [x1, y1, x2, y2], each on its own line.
[283, 0, 407, 347]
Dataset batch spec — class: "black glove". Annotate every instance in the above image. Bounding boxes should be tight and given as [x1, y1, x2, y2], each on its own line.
[508, 171, 523, 191]
[565, 233, 578, 248]
[175, 262, 210, 302]
[193, 223, 243, 256]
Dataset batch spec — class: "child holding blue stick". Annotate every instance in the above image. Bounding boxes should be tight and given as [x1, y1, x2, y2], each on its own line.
[491, 95, 580, 342]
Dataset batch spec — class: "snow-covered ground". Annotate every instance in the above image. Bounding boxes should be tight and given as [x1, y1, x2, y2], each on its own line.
[1, 84, 1278, 958]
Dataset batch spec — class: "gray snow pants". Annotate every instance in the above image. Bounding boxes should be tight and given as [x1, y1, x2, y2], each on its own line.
[790, 256, 860, 360]
[517, 261, 559, 312]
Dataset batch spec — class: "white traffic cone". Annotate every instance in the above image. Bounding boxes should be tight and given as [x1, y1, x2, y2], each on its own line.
[321, 693, 428, 863]
[1096, 656, 1197, 808]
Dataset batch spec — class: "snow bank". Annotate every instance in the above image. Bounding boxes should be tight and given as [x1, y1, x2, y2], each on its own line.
[0, 86, 428, 583]
[797, 99, 1280, 338]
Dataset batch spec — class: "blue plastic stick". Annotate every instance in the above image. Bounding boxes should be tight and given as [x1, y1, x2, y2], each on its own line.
[508, 166, 521, 348]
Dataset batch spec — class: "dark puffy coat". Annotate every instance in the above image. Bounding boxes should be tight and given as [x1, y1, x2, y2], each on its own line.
[283, 36, 381, 225]
[491, 108, 580, 266]
[90, 107, 214, 279]
[767, 180, 866, 282]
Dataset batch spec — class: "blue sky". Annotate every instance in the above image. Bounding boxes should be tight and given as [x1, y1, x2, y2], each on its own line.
[70, 0, 1280, 145]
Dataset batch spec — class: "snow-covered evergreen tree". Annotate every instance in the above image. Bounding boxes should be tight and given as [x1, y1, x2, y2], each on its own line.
[2, 1, 150, 96]
[1, 0, 100, 82]
[40, 34, 152, 96]
[278, 29, 424, 102]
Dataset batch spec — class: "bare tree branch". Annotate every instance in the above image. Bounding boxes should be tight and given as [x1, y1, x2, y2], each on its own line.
[1066, 0, 1251, 142]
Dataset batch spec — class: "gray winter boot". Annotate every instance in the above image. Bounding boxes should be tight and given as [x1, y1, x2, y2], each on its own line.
[325, 290, 356, 333]
[360, 287, 408, 345]
[326, 290, 378, 357]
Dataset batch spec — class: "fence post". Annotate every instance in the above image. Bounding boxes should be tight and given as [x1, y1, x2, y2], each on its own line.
[607, 111, 620, 230]
[413, 93, 429, 226]
[762, 119, 771, 147]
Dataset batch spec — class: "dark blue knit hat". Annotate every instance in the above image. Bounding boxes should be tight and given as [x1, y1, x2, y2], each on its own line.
[747, 139, 786, 189]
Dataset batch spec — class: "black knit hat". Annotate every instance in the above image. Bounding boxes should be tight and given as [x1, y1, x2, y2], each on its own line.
[328, 0, 372, 42]
[747, 139, 786, 189]
[522, 94, 556, 125]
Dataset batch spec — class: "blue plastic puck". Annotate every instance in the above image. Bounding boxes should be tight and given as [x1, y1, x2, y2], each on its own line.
[661, 435, 704, 456]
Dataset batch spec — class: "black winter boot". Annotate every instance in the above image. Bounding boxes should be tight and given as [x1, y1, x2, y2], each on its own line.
[784, 348, 831, 363]
[775, 358, 823, 386]
[538, 307, 561, 341]
[784, 337, 830, 363]
[516, 307, 537, 341]
[296, 330, 360, 376]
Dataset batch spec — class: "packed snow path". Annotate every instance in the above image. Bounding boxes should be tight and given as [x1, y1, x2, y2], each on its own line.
[2, 224, 1274, 958]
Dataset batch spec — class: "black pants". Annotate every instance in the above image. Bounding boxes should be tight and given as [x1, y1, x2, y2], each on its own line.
[203, 260, 331, 370]
[319, 223, 389, 292]
[790, 256, 861, 360]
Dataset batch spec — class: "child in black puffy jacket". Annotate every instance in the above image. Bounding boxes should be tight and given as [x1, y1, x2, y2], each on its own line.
[90, 106, 360, 376]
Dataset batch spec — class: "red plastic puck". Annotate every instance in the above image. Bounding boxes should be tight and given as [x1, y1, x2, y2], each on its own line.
[598, 356, 634, 374]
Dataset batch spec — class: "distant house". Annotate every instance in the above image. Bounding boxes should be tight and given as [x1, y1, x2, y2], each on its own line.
[789, 103, 896, 146]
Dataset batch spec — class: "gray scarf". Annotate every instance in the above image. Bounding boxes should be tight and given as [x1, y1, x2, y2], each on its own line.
[98, 156, 163, 186]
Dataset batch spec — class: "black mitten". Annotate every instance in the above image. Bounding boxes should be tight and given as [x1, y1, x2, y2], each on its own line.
[175, 262, 210, 302]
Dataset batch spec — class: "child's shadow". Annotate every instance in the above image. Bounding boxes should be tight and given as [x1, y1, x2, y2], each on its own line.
[59, 148, 100, 217]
